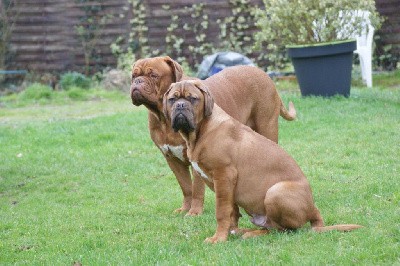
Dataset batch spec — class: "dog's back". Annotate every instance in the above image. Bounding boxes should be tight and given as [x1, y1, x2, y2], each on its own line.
[203, 65, 283, 142]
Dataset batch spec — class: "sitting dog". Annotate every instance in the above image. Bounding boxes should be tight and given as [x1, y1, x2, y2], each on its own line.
[131, 56, 296, 215]
[163, 80, 363, 243]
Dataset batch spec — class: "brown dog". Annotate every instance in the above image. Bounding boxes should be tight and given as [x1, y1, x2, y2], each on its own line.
[164, 80, 363, 243]
[130, 56, 296, 215]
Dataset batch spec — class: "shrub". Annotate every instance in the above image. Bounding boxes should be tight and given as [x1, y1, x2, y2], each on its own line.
[60, 72, 91, 90]
[66, 86, 89, 101]
[101, 69, 131, 92]
[254, 0, 382, 68]
[111, 0, 261, 72]
[19, 83, 53, 100]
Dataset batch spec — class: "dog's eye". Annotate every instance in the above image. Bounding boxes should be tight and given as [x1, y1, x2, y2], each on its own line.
[168, 98, 176, 104]
[189, 96, 198, 104]
[150, 73, 159, 79]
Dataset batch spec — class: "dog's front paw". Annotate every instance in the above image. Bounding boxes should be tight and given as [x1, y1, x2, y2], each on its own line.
[174, 206, 190, 214]
[186, 207, 203, 216]
[204, 234, 227, 244]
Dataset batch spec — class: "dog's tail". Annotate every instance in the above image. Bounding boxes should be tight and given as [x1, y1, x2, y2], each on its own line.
[280, 99, 296, 121]
[312, 224, 364, 233]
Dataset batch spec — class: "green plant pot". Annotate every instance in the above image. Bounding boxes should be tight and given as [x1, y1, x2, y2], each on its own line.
[287, 40, 357, 97]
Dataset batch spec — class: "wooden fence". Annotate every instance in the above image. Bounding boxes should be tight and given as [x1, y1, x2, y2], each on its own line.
[8, 0, 130, 73]
[375, 0, 400, 70]
[5, 0, 400, 75]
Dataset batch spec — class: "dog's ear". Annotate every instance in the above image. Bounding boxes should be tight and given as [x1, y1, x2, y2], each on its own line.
[162, 84, 174, 121]
[131, 58, 142, 73]
[131, 61, 137, 80]
[164, 56, 183, 82]
[193, 81, 214, 117]
[131, 59, 142, 80]
[131, 59, 137, 72]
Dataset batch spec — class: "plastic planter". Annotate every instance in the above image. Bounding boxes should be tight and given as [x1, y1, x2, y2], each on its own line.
[287, 40, 357, 97]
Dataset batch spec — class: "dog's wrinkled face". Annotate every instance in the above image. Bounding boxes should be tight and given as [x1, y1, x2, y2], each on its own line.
[130, 56, 183, 111]
[163, 81, 214, 134]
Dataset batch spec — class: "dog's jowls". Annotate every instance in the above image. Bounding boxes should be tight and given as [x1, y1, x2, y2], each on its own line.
[164, 80, 363, 243]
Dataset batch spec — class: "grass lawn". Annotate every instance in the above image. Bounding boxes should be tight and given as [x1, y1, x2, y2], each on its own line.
[0, 75, 399, 264]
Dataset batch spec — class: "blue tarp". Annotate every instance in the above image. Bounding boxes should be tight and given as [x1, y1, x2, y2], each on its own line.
[197, 51, 254, 79]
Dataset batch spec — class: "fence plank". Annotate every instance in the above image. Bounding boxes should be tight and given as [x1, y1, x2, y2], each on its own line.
[6, 0, 399, 74]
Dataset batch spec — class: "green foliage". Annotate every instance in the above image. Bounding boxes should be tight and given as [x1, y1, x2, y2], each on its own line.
[112, 0, 263, 72]
[185, 4, 214, 67]
[111, 0, 387, 72]
[0, 0, 18, 76]
[0, 81, 399, 264]
[180, 60, 196, 77]
[374, 41, 400, 71]
[2, 82, 54, 105]
[0, 83, 127, 107]
[255, 0, 382, 68]
[372, 69, 400, 88]
[19, 83, 53, 100]
[110, 0, 151, 70]
[66, 86, 89, 101]
[60, 72, 91, 90]
[74, 0, 113, 75]
[163, 5, 185, 63]
[110, 40, 136, 72]
[163, 0, 261, 69]
[164, 3, 214, 67]
[127, 0, 150, 58]
[218, 0, 263, 63]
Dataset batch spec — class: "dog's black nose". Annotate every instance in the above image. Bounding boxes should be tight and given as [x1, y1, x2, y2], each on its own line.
[176, 102, 186, 109]
[134, 78, 143, 85]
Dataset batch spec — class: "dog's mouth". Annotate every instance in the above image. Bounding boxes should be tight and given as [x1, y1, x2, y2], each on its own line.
[172, 112, 195, 133]
[131, 89, 144, 106]
[130, 85, 158, 108]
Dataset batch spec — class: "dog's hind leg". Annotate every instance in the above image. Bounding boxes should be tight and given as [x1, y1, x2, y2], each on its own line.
[263, 181, 315, 230]
[242, 229, 270, 239]
[252, 115, 279, 143]
[229, 204, 243, 234]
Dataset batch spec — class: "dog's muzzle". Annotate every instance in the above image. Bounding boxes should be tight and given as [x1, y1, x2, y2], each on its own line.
[130, 77, 147, 105]
[130, 87, 143, 106]
[172, 113, 190, 132]
[171, 101, 195, 133]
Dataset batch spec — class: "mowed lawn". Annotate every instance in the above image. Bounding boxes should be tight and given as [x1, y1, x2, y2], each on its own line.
[0, 83, 399, 264]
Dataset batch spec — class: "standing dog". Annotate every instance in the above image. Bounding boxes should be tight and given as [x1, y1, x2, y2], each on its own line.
[164, 80, 362, 243]
[131, 56, 296, 215]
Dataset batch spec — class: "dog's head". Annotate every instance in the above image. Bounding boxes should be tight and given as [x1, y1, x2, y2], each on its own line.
[130, 56, 183, 112]
[163, 80, 214, 134]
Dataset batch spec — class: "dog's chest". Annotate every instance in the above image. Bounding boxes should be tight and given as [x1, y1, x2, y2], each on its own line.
[151, 120, 188, 162]
[190, 161, 212, 183]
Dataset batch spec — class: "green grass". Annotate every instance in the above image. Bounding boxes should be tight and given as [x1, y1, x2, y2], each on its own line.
[0, 80, 399, 264]
[373, 70, 400, 89]
[0, 86, 125, 108]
